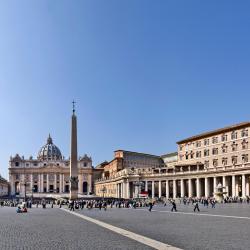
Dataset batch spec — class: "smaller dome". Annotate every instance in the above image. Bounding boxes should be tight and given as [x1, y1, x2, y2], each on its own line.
[38, 134, 62, 161]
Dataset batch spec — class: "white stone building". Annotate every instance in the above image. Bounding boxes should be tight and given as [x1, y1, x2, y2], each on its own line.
[9, 135, 94, 198]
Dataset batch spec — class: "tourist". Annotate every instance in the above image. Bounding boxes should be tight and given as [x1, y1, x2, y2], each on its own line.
[171, 200, 177, 212]
[193, 200, 200, 212]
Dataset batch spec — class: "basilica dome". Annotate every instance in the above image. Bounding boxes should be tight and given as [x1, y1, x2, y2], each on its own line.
[37, 134, 62, 161]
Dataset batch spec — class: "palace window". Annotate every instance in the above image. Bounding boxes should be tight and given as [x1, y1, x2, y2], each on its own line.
[196, 151, 201, 158]
[204, 149, 210, 157]
[222, 157, 228, 166]
[232, 142, 238, 152]
[212, 148, 218, 155]
[232, 156, 238, 165]
[179, 145, 183, 151]
[84, 162, 87, 167]
[15, 162, 19, 167]
[242, 139, 248, 150]
[213, 159, 218, 167]
[231, 131, 237, 140]
[212, 137, 218, 144]
[241, 129, 248, 137]
[196, 141, 201, 148]
[221, 134, 227, 142]
[222, 144, 228, 153]
[15, 174, 19, 180]
[190, 151, 194, 159]
[179, 155, 183, 161]
[185, 153, 189, 160]
[242, 154, 248, 163]
[204, 161, 209, 168]
[204, 138, 209, 146]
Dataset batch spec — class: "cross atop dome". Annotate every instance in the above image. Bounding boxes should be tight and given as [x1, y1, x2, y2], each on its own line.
[47, 134, 53, 144]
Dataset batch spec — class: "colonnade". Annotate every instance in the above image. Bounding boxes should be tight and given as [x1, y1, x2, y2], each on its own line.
[143, 174, 250, 199]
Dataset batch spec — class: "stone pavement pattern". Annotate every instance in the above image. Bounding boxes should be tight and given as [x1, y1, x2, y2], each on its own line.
[0, 207, 153, 250]
[74, 203, 250, 250]
[1, 203, 250, 250]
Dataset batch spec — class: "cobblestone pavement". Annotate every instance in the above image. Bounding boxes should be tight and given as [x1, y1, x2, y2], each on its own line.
[0, 207, 153, 250]
[73, 203, 250, 250]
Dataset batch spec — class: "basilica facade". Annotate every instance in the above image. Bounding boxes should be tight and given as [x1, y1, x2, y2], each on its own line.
[9, 135, 97, 198]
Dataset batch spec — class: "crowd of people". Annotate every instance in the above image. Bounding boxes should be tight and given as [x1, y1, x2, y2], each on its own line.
[0, 195, 250, 214]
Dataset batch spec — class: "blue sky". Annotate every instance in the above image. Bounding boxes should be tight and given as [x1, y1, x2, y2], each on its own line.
[0, 1, 250, 179]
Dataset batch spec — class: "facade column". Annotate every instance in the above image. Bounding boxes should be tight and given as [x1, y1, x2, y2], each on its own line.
[205, 177, 209, 197]
[30, 174, 33, 193]
[196, 178, 200, 198]
[242, 174, 246, 198]
[62, 174, 65, 193]
[54, 173, 57, 192]
[47, 174, 49, 193]
[41, 174, 44, 193]
[173, 180, 177, 199]
[180, 179, 184, 197]
[232, 175, 236, 197]
[213, 177, 217, 196]
[152, 181, 155, 198]
[166, 180, 169, 199]
[145, 181, 148, 192]
[159, 181, 162, 198]
[188, 179, 192, 197]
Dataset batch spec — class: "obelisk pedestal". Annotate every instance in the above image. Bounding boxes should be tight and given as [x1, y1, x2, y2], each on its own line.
[70, 104, 78, 200]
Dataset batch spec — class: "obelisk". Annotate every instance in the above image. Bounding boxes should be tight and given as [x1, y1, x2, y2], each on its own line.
[70, 101, 78, 200]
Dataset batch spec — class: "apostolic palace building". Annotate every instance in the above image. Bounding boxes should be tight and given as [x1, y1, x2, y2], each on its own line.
[95, 122, 250, 200]
[7, 121, 250, 200]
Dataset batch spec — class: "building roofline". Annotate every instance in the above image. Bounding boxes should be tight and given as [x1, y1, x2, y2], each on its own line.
[176, 121, 250, 144]
[114, 149, 161, 158]
[161, 152, 178, 158]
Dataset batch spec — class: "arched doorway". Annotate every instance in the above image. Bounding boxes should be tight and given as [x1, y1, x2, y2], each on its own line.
[83, 182, 88, 193]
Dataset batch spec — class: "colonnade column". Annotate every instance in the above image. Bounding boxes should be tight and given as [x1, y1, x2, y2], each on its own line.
[205, 177, 209, 197]
[145, 181, 148, 192]
[188, 179, 192, 198]
[180, 179, 184, 197]
[196, 178, 200, 198]
[166, 180, 169, 199]
[242, 174, 246, 198]
[232, 175, 236, 197]
[246, 176, 250, 197]
[213, 177, 217, 197]
[222, 176, 226, 197]
[62, 174, 65, 193]
[159, 181, 162, 198]
[152, 181, 155, 198]
[173, 180, 176, 199]
[126, 181, 130, 199]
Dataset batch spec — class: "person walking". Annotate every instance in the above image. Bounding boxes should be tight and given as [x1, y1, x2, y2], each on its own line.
[193, 200, 200, 212]
[148, 201, 153, 212]
[171, 200, 177, 212]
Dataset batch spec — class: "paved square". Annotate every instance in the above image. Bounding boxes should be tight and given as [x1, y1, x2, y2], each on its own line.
[1, 203, 250, 250]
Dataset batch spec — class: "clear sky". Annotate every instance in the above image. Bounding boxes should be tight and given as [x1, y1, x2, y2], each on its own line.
[0, 1, 250, 179]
